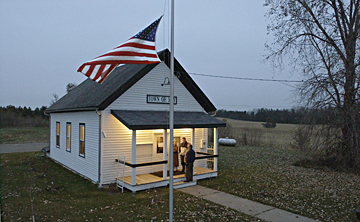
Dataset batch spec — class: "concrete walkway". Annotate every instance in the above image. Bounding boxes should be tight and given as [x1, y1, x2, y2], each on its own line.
[178, 185, 319, 222]
[0, 143, 48, 153]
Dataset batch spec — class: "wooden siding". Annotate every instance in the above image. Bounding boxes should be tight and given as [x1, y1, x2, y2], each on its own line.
[49, 112, 99, 183]
[194, 128, 207, 168]
[108, 62, 204, 112]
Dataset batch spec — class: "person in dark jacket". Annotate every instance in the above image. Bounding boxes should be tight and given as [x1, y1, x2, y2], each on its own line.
[184, 143, 195, 182]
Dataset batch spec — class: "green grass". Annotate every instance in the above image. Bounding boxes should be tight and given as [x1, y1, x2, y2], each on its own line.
[198, 145, 360, 221]
[0, 152, 262, 221]
[0, 127, 49, 144]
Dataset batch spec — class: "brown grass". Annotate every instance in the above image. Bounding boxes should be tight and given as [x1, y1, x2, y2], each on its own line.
[218, 118, 297, 148]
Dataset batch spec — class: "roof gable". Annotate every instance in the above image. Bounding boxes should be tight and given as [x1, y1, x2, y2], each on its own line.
[46, 49, 216, 113]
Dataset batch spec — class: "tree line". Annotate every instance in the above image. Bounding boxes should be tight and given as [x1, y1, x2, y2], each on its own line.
[0, 105, 49, 127]
[215, 107, 336, 125]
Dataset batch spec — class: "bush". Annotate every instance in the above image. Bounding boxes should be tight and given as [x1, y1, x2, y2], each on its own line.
[262, 118, 277, 128]
[291, 125, 311, 151]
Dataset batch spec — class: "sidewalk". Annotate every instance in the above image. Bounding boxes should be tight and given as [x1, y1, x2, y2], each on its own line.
[178, 185, 319, 222]
[0, 143, 48, 153]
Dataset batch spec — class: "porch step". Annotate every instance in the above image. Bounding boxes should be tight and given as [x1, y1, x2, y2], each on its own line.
[173, 180, 197, 189]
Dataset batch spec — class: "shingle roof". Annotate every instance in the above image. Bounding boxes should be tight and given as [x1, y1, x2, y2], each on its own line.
[46, 49, 216, 113]
[111, 110, 226, 130]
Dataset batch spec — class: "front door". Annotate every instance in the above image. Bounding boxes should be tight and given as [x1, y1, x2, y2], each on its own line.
[153, 134, 165, 172]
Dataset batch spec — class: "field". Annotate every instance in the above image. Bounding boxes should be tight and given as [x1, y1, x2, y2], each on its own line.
[217, 118, 298, 148]
[1, 120, 360, 221]
[0, 127, 49, 144]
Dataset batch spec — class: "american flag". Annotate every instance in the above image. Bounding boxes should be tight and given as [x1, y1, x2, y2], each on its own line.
[77, 16, 162, 83]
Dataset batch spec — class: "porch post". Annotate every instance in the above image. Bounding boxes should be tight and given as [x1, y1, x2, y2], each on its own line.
[163, 129, 168, 180]
[131, 130, 136, 186]
[192, 128, 195, 176]
[214, 128, 218, 172]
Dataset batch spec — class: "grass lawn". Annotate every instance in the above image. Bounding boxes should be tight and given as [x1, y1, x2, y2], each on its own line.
[2, 124, 360, 221]
[0, 127, 49, 144]
[198, 145, 360, 221]
[0, 152, 262, 221]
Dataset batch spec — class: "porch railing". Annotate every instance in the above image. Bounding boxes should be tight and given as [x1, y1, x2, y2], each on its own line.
[115, 158, 167, 168]
[116, 156, 125, 193]
[115, 151, 217, 168]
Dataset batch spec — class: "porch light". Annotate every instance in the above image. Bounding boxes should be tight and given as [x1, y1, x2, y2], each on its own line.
[161, 77, 170, 86]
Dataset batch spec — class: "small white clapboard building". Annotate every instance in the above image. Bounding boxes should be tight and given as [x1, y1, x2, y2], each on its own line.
[46, 49, 226, 192]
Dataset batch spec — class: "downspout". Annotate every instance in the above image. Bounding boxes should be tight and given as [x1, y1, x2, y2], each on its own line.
[96, 109, 102, 187]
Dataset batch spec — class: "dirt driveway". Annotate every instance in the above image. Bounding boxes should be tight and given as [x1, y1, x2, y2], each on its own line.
[0, 143, 48, 153]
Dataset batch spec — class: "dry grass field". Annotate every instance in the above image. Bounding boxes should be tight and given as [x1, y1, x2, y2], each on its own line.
[217, 118, 298, 148]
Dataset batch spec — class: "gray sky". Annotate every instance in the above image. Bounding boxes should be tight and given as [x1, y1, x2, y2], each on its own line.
[0, 0, 301, 111]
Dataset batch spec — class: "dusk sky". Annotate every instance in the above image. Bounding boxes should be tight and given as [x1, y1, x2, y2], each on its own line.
[0, 0, 302, 111]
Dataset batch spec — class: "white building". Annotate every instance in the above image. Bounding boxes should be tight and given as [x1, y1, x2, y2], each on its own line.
[46, 49, 226, 192]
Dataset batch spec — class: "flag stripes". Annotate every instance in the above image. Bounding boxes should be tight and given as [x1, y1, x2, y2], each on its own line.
[77, 16, 162, 83]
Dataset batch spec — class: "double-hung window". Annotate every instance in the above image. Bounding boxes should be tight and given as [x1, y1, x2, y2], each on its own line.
[79, 123, 85, 157]
[56, 122, 60, 148]
[66, 122, 71, 152]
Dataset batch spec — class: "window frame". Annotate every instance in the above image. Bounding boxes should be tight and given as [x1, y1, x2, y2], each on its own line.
[66, 122, 71, 152]
[79, 123, 85, 158]
[56, 122, 60, 148]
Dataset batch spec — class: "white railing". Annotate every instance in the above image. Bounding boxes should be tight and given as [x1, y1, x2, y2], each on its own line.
[116, 156, 126, 193]
[206, 146, 214, 170]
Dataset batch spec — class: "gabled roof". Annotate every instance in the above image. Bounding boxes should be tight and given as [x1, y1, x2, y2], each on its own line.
[46, 49, 216, 113]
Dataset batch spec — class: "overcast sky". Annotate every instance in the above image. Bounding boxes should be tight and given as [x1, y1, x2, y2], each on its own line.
[0, 0, 302, 111]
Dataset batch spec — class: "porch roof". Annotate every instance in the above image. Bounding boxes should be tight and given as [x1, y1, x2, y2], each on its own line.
[111, 110, 226, 130]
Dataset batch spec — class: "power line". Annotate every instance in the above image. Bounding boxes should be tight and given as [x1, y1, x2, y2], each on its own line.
[188, 72, 302, 83]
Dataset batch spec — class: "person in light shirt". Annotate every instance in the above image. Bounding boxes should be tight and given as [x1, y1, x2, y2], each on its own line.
[179, 137, 188, 173]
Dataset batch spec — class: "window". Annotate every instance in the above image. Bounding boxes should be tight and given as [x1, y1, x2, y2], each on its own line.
[79, 123, 85, 157]
[66, 122, 71, 152]
[156, 136, 164, 153]
[56, 122, 60, 148]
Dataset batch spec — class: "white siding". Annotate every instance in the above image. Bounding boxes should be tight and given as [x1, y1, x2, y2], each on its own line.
[49, 112, 99, 183]
[194, 128, 206, 168]
[108, 62, 204, 112]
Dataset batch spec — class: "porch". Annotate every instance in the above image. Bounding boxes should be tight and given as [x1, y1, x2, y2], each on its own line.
[110, 110, 226, 192]
[118, 167, 217, 192]
[116, 151, 218, 192]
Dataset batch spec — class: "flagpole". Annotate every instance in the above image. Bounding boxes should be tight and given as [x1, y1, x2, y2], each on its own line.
[169, 0, 175, 221]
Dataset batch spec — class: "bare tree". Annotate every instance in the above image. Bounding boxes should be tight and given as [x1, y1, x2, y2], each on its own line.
[66, 82, 77, 93]
[50, 93, 59, 106]
[265, 0, 360, 168]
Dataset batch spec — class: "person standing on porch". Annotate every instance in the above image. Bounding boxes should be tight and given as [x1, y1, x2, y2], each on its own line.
[184, 143, 195, 182]
[173, 140, 179, 170]
[179, 137, 188, 173]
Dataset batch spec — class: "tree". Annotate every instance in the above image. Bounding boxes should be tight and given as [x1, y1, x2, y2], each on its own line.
[50, 93, 59, 105]
[265, 0, 360, 168]
[66, 82, 77, 93]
